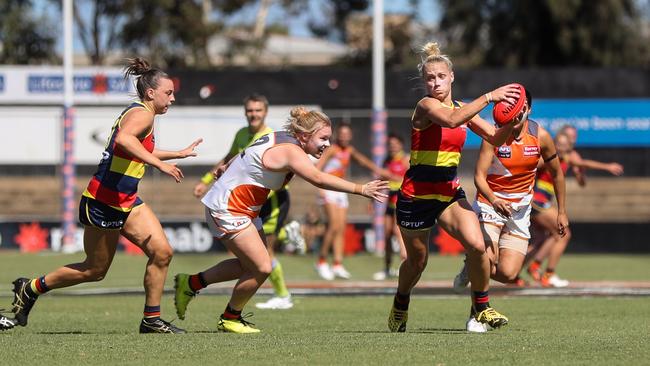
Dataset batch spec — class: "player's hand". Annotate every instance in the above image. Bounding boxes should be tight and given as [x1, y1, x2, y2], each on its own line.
[557, 212, 569, 237]
[178, 138, 203, 159]
[492, 198, 513, 217]
[213, 165, 228, 180]
[490, 84, 521, 105]
[193, 182, 208, 198]
[159, 162, 183, 183]
[360, 180, 390, 202]
[607, 163, 624, 176]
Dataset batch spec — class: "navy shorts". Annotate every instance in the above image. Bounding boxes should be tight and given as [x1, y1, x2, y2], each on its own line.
[385, 190, 399, 216]
[78, 196, 142, 230]
[396, 188, 466, 231]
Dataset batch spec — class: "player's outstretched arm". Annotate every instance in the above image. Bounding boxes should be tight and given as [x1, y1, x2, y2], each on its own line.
[282, 145, 389, 202]
[154, 138, 203, 161]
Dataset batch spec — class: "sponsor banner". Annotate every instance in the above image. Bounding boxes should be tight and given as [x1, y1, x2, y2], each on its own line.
[467, 99, 650, 147]
[0, 221, 222, 253]
[0, 105, 318, 164]
[0, 66, 135, 105]
[0, 220, 462, 254]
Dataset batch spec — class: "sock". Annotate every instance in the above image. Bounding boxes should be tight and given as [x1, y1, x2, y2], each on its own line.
[269, 259, 290, 298]
[529, 260, 541, 272]
[29, 276, 50, 296]
[333, 260, 342, 267]
[223, 304, 242, 320]
[188, 272, 208, 292]
[473, 291, 490, 312]
[143, 305, 161, 321]
[393, 292, 410, 311]
[545, 268, 555, 274]
[318, 256, 327, 265]
[278, 227, 287, 243]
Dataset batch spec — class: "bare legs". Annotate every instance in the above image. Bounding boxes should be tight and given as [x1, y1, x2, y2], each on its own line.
[320, 203, 347, 265]
[198, 224, 272, 311]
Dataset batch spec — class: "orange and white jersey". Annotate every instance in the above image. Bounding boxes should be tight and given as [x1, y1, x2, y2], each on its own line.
[477, 120, 541, 207]
[202, 131, 298, 220]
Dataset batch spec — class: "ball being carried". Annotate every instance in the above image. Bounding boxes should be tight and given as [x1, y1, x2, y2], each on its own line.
[492, 83, 526, 126]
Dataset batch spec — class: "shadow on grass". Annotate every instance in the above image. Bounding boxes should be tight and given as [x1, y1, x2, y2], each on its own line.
[191, 330, 222, 334]
[337, 328, 468, 334]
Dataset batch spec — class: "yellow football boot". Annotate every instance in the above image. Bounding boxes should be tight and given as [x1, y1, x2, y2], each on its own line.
[388, 306, 408, 333]
[475, 307, 508, 329]
[217, 314, 261, 334]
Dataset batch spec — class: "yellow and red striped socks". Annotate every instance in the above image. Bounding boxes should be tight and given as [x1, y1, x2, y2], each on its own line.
[473, 291, 490, 312]
[29, 276, 50, 296]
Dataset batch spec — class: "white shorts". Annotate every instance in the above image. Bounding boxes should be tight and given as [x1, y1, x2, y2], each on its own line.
[472, 200, 532, 240]
[318, 189, 349, 208]
[204, 206, 263, 239]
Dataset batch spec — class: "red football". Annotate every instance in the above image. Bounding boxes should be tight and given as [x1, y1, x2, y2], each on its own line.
[492, 83, 526, 126]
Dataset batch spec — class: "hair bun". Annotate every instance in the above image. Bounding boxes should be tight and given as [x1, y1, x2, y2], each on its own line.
[290, 106, 309, 119]
[421, 42, 441, 58]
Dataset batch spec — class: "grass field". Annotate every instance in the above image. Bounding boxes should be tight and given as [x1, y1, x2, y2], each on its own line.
[1, 252, 649, 365]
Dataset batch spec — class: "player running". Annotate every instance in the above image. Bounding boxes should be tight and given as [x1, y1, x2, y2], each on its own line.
[314, 122, 390, 280]
[453, 90, 568, 331]
[189, 94, 302, 310]
[526, 128, 623, 287]
[373, 133, 410, 281]
[388, 41, 521, 334]
[174, 107, 388, 333]
[10, 58, 201, 333]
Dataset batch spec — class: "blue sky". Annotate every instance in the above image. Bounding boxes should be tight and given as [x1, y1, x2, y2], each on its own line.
[32, 0, 441, 52]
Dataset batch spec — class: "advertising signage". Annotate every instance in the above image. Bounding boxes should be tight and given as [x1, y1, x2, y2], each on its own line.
[469, 99, 650, 147]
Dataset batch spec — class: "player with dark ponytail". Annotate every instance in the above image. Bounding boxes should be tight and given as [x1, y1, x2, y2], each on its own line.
[9, 58, 202, 334]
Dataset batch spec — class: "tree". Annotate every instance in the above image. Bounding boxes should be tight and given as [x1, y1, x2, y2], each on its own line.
[0, 0, 58, 64]
[70, 0, 125, 65]
[437, 0, 650, 67]
[343, 13, 417, 67]
[308, 0, 369, 41]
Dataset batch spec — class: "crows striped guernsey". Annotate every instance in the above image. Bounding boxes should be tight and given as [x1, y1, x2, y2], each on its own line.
[400, 100, 466, 201]
[82, 102, 154, 212]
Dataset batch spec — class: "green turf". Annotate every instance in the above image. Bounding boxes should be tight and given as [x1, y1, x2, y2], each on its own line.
[1, 252, 649, 294]
[1, 252, 649, 365]
[1, 296, 649, 365]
